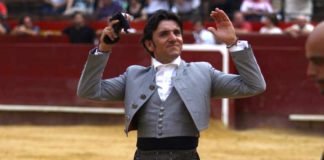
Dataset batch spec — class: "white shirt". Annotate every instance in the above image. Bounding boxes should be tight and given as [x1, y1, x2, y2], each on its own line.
[172, 0, 200, 13]
[193, 29, 216, 44]
[143, 0, 170, 15]
[289, 23, 314, 33]
[259, 26, 283, 34]
[152, 56, 181, 101]
[240, 0, 273, 13]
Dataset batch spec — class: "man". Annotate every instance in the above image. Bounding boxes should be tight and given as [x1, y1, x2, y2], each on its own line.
[62, 12, 95, 44]
[284, 15, 314, 38]
[232, 11, 253, 34]
[192, 20, 216, 44]
[77, 8, 266, 159]
[10, 15, 40, 36]
[305, 21, 324, 94]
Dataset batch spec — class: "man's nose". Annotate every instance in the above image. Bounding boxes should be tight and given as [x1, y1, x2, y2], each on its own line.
[168, 33, 177, 41]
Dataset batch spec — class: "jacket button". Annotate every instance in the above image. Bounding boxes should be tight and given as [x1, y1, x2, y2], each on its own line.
[140, 94, 146, 100]
[149, 85, 155, 90]
[132, 104, 138, 109]
[158, 112, 164, 117]
[160, 107, 165, 111]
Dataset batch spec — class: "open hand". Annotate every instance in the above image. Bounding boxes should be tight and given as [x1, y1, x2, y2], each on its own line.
[208, 8, 237, 46]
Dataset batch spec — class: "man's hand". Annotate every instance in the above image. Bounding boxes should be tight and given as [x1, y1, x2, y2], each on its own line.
[99, 13, 132, 52]
[208, 8, 237, 46]
[99, 20, 119, 52]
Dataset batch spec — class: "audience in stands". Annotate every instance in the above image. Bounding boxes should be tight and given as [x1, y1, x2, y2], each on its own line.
[0, 0, 7, 18]
[0, 13, 9, 35]
[284, 0, 313, 22]
[95, 0, 123, 20]
[42, 0, 67, 15]
[232, 11, 253, 34]
[62, 12, 96, 43]
[207, 0, 238, 20]
[11, 15, 40, 36]
[259, 14, 282, 34]
[64, 0, 95, 15]
[126, 0, 147, 21]
[284, 15, 314, 37]
[240, 0, 273, 22]
[192, 20, 216, 44]
[143, 0, 170, 18]
[171, 0, 201, 21]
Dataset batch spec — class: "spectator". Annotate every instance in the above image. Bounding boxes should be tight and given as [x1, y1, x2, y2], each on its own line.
[232, 11, 253, 34]
[285, 0, 312, 22]
[143, 0, 170, 18]
[259, 14, 282, 34]
[0, 0, 7, 18]
[207, 0, 236, 20]
[95, 0, 123, 20]
[10, 15, 40, 36]
[171, 0, 201, 21]
[192, 20, 216, 44]
[284, 15, 314, 38]
[126, 0, 147, 21]
[42, 0, 67, 15]
[64, 0, 94, 15]
[62, 12, 96, 43]
[305, 21, 324, 94]
[0, 13, 9, 35]
[240, 0, 273, 21]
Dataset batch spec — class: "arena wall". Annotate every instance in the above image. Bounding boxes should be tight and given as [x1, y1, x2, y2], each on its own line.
[0, 34, 323, 131]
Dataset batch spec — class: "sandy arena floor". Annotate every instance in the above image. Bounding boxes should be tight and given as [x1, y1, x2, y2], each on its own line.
[0, 121, 323, 160]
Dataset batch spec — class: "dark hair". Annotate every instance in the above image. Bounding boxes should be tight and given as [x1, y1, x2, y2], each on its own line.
[266, 14, 279, 26]
[141, 10, 183, 57]
[71, 11, 84, 19]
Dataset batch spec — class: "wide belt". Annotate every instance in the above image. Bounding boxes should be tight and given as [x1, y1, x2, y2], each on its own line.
[136, 136, 198, 151]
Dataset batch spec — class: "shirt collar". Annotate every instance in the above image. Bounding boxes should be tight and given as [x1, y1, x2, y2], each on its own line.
[152, 56, 182, 70]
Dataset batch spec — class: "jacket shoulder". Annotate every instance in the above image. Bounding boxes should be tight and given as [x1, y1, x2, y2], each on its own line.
[189, 61, 213, 70]
[126, 65, 152, 75]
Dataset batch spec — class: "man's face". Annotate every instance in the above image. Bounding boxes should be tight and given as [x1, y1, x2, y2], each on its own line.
[73, 13, 85, 26]
[24, 16, 33, 28]
[306, 33, 324, 94]
[146, 20, 183, 63]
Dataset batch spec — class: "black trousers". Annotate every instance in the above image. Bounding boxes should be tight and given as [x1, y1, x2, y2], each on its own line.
[134, 149, 200, 160]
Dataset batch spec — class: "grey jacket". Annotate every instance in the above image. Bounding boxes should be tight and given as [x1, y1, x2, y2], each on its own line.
[77, 47, 266, 134]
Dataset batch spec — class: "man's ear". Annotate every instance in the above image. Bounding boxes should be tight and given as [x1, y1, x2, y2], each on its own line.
[144, 40, 155, 53]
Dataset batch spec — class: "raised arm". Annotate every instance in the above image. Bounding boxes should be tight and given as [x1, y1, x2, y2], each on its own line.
[206, 8, 266, 98]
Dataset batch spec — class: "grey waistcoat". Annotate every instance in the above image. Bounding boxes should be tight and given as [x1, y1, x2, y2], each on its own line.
[135, 87, 199, 138]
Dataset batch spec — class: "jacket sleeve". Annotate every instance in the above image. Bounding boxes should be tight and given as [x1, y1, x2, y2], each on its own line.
[210, 46, 266, 98]
[77, 49, 126, 101]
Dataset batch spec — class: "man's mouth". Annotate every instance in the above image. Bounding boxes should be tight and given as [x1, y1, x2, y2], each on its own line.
[167, 44, 179, 48]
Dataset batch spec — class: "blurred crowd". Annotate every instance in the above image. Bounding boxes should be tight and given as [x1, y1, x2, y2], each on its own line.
[0, 0, 321, 44]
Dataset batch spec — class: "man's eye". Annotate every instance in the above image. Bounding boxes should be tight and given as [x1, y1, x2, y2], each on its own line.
[160, 32, 168, 37]
[312, 59, 324, 66]
[174, 30, 181, 36]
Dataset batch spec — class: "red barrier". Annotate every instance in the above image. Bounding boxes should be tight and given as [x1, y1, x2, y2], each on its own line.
[0, 35, 69, 43]
[1, 34, 324, 129]
[0, 42, 221, 104]
[234, 36, 324, 129]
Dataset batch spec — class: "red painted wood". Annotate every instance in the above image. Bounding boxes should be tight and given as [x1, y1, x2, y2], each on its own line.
[1, 34, 324, 129]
